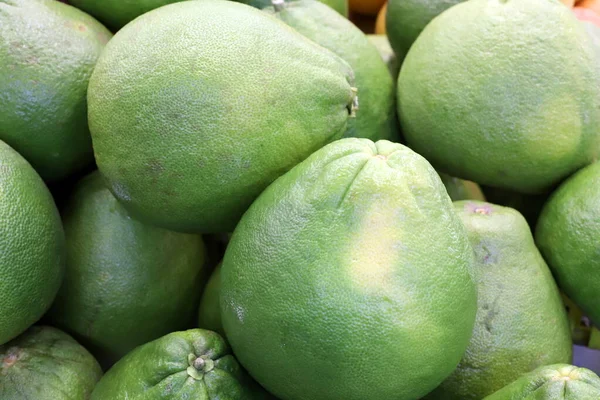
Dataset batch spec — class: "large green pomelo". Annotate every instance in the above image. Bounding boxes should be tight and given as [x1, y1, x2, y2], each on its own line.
[88, 0, 357, 234]
[426, 201, 572, 400]
[0, 140, 65, 345]
[265, 0, 396, 141]
[221, 138, 477, 400]
[484, 364, 600, 400]
[398, 0, 600, 194]
[0, 326, 102, 400]
[48, 171, 207, 367]
[91, 329, 275, 400]
[0, 0, 111, 182]
[536, 162, 600, 327]
[385, 0, 464, 62]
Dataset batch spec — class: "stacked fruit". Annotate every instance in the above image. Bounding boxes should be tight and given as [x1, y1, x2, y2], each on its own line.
[1, 0, 600, 399]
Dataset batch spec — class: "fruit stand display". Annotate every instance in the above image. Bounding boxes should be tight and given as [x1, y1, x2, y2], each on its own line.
[1, 0, 600, 399]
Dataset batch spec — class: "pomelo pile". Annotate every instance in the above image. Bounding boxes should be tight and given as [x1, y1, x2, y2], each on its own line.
[1, 0, 600, 399]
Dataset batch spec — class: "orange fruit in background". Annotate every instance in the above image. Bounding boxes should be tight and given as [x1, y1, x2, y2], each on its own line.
[579, 0, 600, 14]
[562, 0, 576, 7]
[349, 0, 386, 16]
[375, 2, 387, 34]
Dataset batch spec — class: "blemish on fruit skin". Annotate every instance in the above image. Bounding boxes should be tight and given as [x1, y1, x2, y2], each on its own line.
[2, 349, 19, 368]
[466, 202, 493, 215]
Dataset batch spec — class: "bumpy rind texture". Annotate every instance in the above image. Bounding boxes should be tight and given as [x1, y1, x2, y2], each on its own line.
[88, 0, 356, 233]
[198, 263, 225, 337]
[67, 0, 183, 30]
[0, 0, 111, 181]
[221, 138, 477, 400]
[385, 0, 464, 61]
[266, 0, 396, 142]
[48, 172, 207, 366]
[484, 364, 600, 400]
[426, 201, 572, 400]
[0, 140, 65, 345]
[91, 329, 274, 400]
[398, 0, 600, 194]
[0, 326, 102, 400]
[536, 162, 600, 327]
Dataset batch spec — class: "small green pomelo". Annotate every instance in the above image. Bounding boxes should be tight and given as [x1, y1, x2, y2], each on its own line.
[198, 263, 225, 338]
[386, 0, 465, 61]
[426, 201, 572, 400]
[266, 0, 396, 141]
[367, 34, 400, 80]
[221, 138, 477, 400]
[484, 364, 600, 400]
[0, 0, 111, 182]
[536, 162, 600, 327]
[0, 326, 102, 400]
[90, 329, 275, 400]
[0, 140, 65, 346]
[398, 0, 600, 194]
[438, 173, 485, 202]
[48, 172, 207, 366]
[67, 0, 184, 31]
[88, 0, 357, 233]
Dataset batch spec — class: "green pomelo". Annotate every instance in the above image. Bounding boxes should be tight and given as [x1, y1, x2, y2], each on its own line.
[266, 0, 396, 141]
[67, 0, 184, 31]
[221, 138, 477, 400]
[484, 364, 600, 400]
[0, 0, 111, 182]
[398, 0, 600, 194]
[438, 173, 485, 202]
[367, 34, 400, 80]
[426, 201, 572, 400]
[88, 0, 356, 234]
[198, 263, 225, 337]
[48, 171, 207, 367]
[91, 329, 274, 400]
[386, 0, 464, 62]
[0, 140, 65, 345]
[0, 326, 102, 399]
[536, 162, 600, 327]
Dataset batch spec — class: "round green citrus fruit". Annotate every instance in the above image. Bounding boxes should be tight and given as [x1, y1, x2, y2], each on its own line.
[426, 201, 572, 400]
[67, 0, 183, 31]
[484, 364, 600, 400]
[536, 162, 600, 327]
[266, 0, 396, 142]
[0, 140, 65, 345]
[0, 0, 111, 182]
[0, 326, 102, 400]
[367, 34, 400, 80]
[221, 138, 477, 400]
[90, 329, 275, 400]
[48, 171, 207, 366]
[386, 0, 464, 61]
[198, 263, 225, 337]
[398, 0, 600, 194]
[438, 173, 485, 202]
[88, 0, 357, 233]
